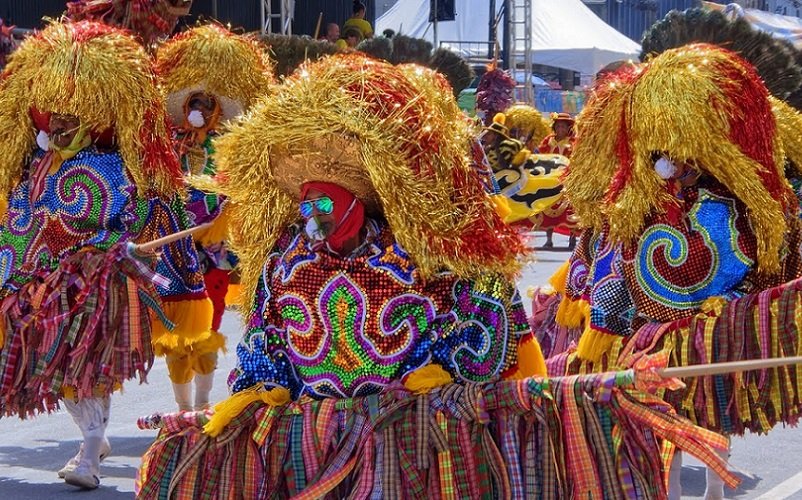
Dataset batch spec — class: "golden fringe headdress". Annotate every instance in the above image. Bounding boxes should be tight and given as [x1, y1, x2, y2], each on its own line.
[771, 96, 802, 179]
[155, 23, 273, 124]
[0, 20, 181, 197]
[572, 44, 794, 274]
[200, 54, 525, 308]
[564, 63, 643, 230]
[503, 104, 551, 146]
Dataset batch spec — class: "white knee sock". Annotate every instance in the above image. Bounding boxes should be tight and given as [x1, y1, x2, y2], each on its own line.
[704, 444, 731, 500]
[194, 371, 215, 410]
[63, 398, 107, 471]
[172, 382, 193, 411]
[668, 450, 683, 500]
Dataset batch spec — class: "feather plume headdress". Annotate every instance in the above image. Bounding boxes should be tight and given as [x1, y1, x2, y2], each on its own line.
[155, 23, 273, 124]
[199, 54, 526, 308]
[569, 44, 794, 274]
[0, 20, 181, 197]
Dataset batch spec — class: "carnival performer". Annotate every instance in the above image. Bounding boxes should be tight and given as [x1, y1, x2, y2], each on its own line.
[155, 23, 272, 412]
[532, 111, 577, 249]
[549, 44, 802, 500]
[503, 103, 550, 152]
[537, 112, 574, 157]
[202, 55, 546, 405]
[479, 113, 567, 227]
[0, 21, 191, 489]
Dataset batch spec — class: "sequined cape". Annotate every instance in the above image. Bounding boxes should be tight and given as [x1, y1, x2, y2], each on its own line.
[0, 147, 204, 300]
[228, 219, 530, 400]
[585, 177, 802, 335]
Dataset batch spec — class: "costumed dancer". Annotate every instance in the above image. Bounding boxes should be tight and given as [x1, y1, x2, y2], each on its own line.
[155, 23, 273, 412]
[535, 112, 578, 249]
[479, 113, 567, 227]
[551, 44, 802, 499]
[136, 54, 742, 500]
[0, 21, 186, 489]
[504, 103, 551, 152]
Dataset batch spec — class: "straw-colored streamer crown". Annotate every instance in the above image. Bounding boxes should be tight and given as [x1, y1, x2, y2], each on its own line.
[570, 44, 794, 274]
[155, 23, 273, 123]
[503, 104, 551, 146]
[200, 54, 525, 309]
[564, 63, 643, 231]
[0, 21, 181, 198]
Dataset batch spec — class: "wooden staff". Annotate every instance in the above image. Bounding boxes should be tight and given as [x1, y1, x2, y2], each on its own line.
[134, 222, 213, 254]
[659, 355, 802, 379]
[313, 12, 323, 40]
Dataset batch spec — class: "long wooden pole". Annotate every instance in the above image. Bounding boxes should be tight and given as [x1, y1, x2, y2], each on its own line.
[659, 356, 802, 379]
[134, 222, 213, 253]
[313, 12, 323, 40]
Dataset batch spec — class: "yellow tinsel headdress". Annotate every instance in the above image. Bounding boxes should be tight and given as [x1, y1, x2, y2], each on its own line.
[564, 63, 643, 230]
[155, 23, 273, 124]
[571, 44, 794, 274]
[504, 104, 551, 146]
[202, 54, 525, 308]
[0, 20, 181, 197]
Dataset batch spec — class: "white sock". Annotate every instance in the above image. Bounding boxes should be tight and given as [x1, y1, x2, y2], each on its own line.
[172, 382, 193, 411]
[63, 398, 107, 472]
[704, 445, 730, 500]
[194, 371, 215, 410]
[668, 450, 682, 500]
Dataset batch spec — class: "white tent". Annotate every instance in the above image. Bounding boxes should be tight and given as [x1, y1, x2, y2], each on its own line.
[703, 2, 802, 49]
[376, 0, 641, 75]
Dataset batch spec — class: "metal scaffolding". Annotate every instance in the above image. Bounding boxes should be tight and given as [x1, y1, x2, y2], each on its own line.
[261, 0, 293, 35]
[506, 0, 533, 104]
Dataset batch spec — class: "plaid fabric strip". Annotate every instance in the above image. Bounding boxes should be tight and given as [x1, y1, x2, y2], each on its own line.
[480, 424, 511, 499]
[370, 429, 385, 500]
[617, 392, 739, 489]
[561, 376, 602, 499]
[293, 414, 366, 499]
[416, 393, 430, 470]
[126, 278, 140, 355]
[316, 398, 336, 450]
[350, 433, 376, 500]
[137, 433, 183, 499]
[445, 415, 469, 497]
[289, 416, 307, 492]
[302, 403, 321, 480]
[381, 425, 401, 499]
[496, 411, 524, 498]
[397, 436, 427, 497]
[435, 412, 457, 500]
[581, 394, 622, 500]
[457, 419, 482, 499]
[661, 440, 676, 493]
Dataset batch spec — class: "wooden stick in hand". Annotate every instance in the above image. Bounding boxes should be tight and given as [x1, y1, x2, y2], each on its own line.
[134, 222, 214, 254]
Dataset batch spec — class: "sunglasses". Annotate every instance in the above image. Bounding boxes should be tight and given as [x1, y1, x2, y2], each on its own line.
[300, 196, 334, 218]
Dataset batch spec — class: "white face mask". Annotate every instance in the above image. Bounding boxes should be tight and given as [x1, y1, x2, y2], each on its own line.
[187, 109, 205, 128]
[36, 130, 50, 151]
[304, 216, 327, 241]
[654, 156, 677, 180]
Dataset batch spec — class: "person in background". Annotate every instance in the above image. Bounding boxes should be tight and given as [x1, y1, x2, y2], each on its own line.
[343, 1, 373, 40]
[322, 22, 339, 44]
[336, 27, 362, 50]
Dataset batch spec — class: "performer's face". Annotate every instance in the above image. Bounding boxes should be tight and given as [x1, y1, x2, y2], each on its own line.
[554, 121, 571, 140]
[187, 92, 218, 124]
[301, 188, 336, 237]
[49, 114, 81, 149]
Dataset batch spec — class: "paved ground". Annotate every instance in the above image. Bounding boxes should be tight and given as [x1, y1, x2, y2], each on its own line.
[0, 233, 800, 498]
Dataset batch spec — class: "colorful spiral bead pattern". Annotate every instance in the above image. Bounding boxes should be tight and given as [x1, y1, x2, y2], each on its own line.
[229, 220, 528, 399]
